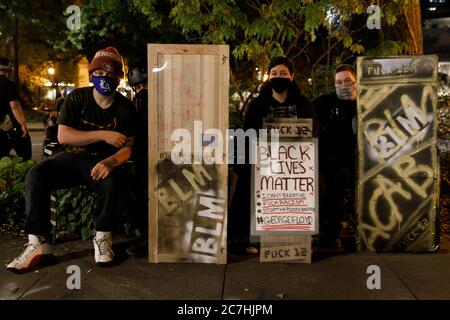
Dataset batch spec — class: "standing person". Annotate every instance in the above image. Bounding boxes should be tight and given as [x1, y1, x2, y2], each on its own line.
[127, 65, 148, 169]
[230, 56, 317, 254]
[125, 65, 149, 257]
[7, 47, 138, 273]
[0, 57, 31, 160]
[55, 88, 66, 113]
[313, 64, 357, 249]
[43, 88, 66, 146]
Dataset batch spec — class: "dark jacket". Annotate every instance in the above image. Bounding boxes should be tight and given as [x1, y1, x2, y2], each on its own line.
[313, 92, 357, 165]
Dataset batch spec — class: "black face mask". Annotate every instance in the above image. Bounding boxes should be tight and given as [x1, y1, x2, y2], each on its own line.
[270, 77, 291, 94]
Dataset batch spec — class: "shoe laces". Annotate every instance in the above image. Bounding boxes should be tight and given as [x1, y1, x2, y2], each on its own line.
[14, 243, 39, 263]
[96, 237, 113, 256]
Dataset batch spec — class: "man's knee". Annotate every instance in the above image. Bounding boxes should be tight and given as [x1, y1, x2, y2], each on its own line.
[25, 163, 46, 186]
[25, 158, 60, 189]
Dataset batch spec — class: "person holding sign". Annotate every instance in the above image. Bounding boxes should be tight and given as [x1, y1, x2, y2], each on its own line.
[6, 47, 138, 273]
[313, 64, 357, 249]
[229, 56, 316, 254]
[244, 56, 317, 134]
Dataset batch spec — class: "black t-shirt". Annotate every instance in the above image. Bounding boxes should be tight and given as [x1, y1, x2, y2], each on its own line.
[313, 92, 357, 161]
[0, 76, 20, 125]
[58, 87, 138, 158]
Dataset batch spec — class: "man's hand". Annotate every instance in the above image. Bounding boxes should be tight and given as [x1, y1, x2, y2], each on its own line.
[9, 100, 28, 137]
[90, 158, 118, 181]
[20, 124, 28, 137]
[103, 131, 128, 148]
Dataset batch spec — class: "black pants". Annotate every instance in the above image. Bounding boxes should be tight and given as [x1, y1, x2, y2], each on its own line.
[228, 165, 251, 243]
[24, 152, 122, 238]
[120, 162, 148, 237]
[319, 154, 356, 238]
[0, 130, 32, 160]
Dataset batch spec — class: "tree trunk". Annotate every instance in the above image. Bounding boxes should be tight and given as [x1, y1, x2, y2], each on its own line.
[13, 17, 19, 85]
[386, 0, 423, 55]
[404, 0, 423, 54]
[9, 16, 20, 84]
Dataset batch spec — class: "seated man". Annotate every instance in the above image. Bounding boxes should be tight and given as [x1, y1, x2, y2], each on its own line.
[7, 47, 138, 272]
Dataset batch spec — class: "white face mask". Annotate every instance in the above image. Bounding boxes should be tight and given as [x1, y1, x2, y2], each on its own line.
[336, 83, 356, 101]
[335, 70, 356, 101]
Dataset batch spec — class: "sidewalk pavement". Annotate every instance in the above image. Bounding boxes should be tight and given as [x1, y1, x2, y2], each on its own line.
[27, 121, 44, 132]
[1, 233, 449, 300]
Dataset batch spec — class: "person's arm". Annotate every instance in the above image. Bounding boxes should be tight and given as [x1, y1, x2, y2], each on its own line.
[90, 101, 139, 181]
[312, 96, 326, 138]
[307, 99, 319, 138]
[90, 137, 135, 181]
[58, 124, 128, 148]
[300, 96, 319, 138]
[243, 99, 261, 131]
[57, 90, 128, 147]
[9, 100, 28, 137]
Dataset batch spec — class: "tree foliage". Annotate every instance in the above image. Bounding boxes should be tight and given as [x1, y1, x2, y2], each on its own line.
[1, 0, 423, 118]
[58, 0, 180, 64]
[0, 0, 82, 105]
[164, 0, 422, 117]
[0, 156, 34, 225]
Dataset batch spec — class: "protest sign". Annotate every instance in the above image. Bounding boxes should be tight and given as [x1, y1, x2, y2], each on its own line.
[251, 140, 319, 235]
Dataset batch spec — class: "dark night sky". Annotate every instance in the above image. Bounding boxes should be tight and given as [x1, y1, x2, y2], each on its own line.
[421, 0, 450, 19]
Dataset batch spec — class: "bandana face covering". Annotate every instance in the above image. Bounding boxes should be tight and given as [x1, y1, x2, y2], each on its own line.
[92, 76, 119, 96]
[270, 77, 291, 94]
[336, 82, 356, 101]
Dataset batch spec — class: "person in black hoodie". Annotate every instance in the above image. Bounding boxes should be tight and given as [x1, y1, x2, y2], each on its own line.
[244, 56, 316, 134]
[229, 56, 316, 254]
[313, 64, 357, 249]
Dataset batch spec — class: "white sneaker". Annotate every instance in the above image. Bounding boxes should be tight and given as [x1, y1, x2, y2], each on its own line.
[93, 232, 114, 267]
[7, 235, 53, 273]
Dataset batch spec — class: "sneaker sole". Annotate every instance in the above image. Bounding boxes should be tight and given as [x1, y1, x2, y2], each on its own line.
[6, 254, 55, 274]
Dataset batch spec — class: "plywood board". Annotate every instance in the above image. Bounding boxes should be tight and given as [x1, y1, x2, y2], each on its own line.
[356, 55, 439, 252]
[148, 44, 229, 264]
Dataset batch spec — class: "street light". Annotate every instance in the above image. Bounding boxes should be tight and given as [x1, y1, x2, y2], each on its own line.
[47, 67, 56, 102]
